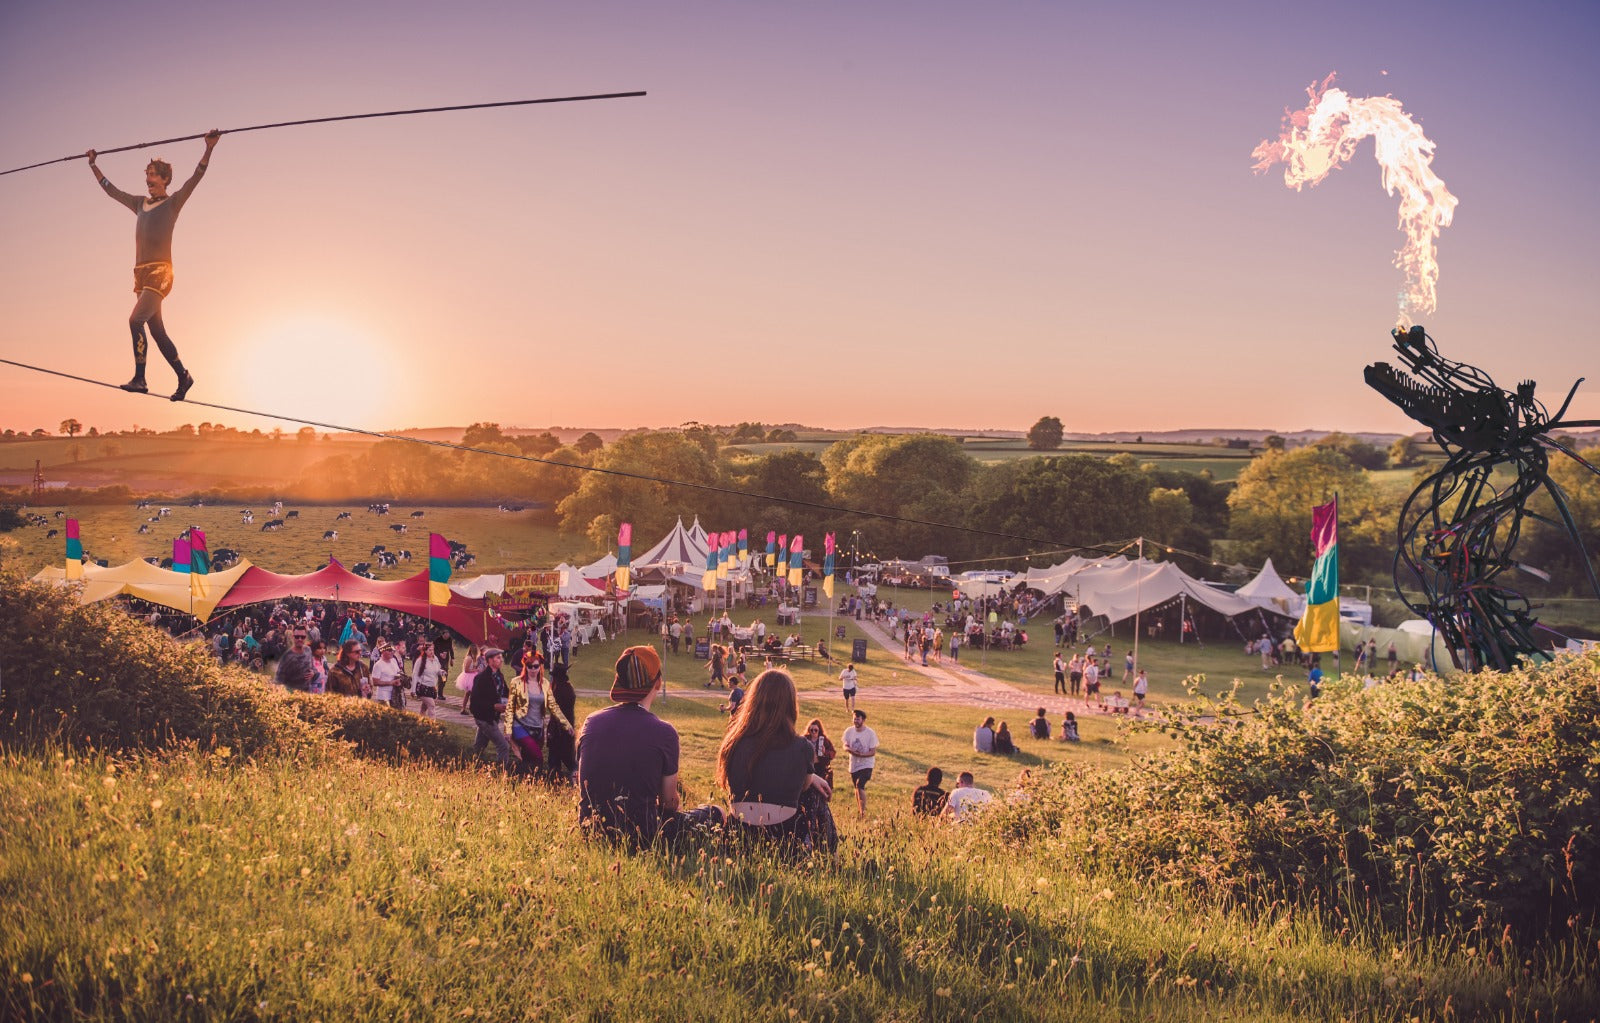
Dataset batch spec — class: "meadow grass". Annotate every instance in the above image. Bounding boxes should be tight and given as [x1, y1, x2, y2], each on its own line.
[5, 743, 1591, 1022]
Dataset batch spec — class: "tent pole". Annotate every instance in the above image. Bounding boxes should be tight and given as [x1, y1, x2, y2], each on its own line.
[1133, 537, 1143, 673]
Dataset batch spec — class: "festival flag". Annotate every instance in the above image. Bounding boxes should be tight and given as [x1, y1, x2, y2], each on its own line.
[823, 532, 836, 599]
[717, 530, 731, 579]
[765, 531, 777, 569]
[428, 532, 453, 606]
[738, 528, 749, 564]
[788, 534, 804, 587]
[339, 618, 354, 645]
[172, 538, 192, 574]
[616, 522, 632, 591]
[1293, 498, 1341, 654]
[190, 528, 211, 575]
[64, 518, 83, 580]
[703, 541, 718, 591]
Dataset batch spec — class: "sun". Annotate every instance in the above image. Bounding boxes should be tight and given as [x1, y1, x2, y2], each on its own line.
[220, 314, 395, 428]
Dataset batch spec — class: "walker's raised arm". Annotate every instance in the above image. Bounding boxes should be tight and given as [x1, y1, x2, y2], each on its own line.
[86, 148, 140, 212]
[172, 130, 220, 204]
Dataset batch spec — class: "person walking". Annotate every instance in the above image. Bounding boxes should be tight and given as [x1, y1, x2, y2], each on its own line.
[469, 648, 512, 770]
[411, 638, 443, 717]
[840, 709, 879, 820]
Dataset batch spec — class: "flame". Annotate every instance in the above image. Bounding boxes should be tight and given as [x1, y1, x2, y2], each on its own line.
[1252, 73, 1459, 326]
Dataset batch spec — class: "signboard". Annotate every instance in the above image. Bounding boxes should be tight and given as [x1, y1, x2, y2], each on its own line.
[505, 570, 561, 596]
[851, 638, 868, 663]
[802, 586, 819, 608]
[694, 638, 711, 659]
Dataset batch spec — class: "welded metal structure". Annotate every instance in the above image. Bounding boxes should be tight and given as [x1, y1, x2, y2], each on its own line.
[1364, 325, 1600, 670]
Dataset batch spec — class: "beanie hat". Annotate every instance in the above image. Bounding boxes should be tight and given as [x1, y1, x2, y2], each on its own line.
[611, 645, 662, 702]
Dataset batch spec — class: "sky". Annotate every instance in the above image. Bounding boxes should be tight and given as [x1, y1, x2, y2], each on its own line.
[1, 0, 1596, 438]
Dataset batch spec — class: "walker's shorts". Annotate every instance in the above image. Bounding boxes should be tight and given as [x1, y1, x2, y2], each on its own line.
[133, 261, 174, 297]
[851, 768, 873, 790]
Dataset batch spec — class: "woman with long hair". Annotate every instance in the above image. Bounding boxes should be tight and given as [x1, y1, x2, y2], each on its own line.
[715, 669, 836, 854]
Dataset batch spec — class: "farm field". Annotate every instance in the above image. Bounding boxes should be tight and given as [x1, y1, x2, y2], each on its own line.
[2, 504, 584, 578]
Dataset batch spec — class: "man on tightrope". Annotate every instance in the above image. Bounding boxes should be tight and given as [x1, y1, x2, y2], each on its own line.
[86, 129, 219, 401]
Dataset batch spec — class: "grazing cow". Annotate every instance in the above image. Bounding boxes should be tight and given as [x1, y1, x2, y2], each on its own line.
[285, 510, 300, 520]
[367, 502, 391, 515]
[212, 549, 240, 569]
[447, 539, 469, 555]
[46, 529, 58, 539]
[136, 501, 150, 510]
[389, 523, 408, 534]
[453, 553, 476, 569]
[188, 500, 204, 508]
[148, 516, 161, 523]
[335, 511, 352, 520]
[159, 507, 172, 517]
[410, 510, 425, 518]
[137, 523, 151, 534]
[53, 510, 65, 518]
[143, 556, 160, 565]
[260, 519, 285, 532]
[271, 501, 283, 516]
[370, 544, 387, 555]
[351, 562, 375, 579]
[322, 530, 338, 541]
[397, 550, 412, 561]
[240, 511, 254, 524]
[158, 557, 174, 569]
[377, 552, 399, 567]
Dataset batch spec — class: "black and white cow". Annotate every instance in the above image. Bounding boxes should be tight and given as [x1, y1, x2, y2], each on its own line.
[323, 530, 338, 541]
[389, 523, 408, 534]
[335, 511, 353, 521]
[409, 510, 425, 518]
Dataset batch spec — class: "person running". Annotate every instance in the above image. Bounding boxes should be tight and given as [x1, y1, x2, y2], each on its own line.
[87, 130, 220, 400]
[840, 709, 879, 820]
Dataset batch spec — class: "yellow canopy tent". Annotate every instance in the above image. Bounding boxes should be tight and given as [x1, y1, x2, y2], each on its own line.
[30, 558, 254, 622]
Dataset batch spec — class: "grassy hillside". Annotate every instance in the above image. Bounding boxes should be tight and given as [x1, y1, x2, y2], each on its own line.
[3, 576, 1597, 1020]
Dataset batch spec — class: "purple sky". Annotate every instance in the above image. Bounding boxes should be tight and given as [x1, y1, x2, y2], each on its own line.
[2, 0, 1596, 436]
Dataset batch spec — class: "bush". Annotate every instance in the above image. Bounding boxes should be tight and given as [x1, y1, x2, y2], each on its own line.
[0, 574, 467, 765]
[985, 656, 1600, 936]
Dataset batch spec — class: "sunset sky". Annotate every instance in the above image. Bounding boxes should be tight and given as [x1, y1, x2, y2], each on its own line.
[2, 1, 1596, 438]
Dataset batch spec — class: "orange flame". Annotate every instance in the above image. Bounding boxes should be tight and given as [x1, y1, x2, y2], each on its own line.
[1252, 73, 1459, 326]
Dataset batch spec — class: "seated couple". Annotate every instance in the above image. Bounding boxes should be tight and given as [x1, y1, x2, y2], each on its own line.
[576, 646, 836, 855]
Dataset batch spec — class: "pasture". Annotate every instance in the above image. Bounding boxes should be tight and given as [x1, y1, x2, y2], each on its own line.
[2, 503, 585, 578]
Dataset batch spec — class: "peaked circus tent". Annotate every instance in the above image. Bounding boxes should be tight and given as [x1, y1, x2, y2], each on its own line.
[1236, 557, 1305, 615]
[632, 516, 710, 573]
[1018, 555, 1278, 624]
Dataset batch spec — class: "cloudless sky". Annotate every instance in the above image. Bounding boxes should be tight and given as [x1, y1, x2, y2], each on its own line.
[2, 0, 1596, 437]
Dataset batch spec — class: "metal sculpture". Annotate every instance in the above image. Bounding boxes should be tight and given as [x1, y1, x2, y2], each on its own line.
[1365, 325, 1600, 670]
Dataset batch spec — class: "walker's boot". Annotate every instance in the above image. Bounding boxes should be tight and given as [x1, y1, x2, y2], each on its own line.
[120, 373, 148, 394]
[170, 369, 194, 402]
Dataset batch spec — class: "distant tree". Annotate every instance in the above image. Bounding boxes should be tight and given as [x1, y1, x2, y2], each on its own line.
[172, 424, 195, 437]
[86, 426, 99, 438]
[59, 419, 82, 438]
[462, 422, 505, 447]
[31, 428, 47, 437]
[1263, 434, 1286, 451]
[766, 428, 798, 442]
[1027, 416, 1064, 451]
[1312, 432, 1388, 470]
[270, 427, 284, 442]
[558, 432, 721, 547]
[1227, 447, 1372, 576]
[0, 507, 24, 531]
[514, 432, 562, 457]
[574, 432, 604, 454]
[296, 426, 317, 444]
[1389, 434, 1425, 468]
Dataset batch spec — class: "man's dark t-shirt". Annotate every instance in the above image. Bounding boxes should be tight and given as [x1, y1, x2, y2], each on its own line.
[912, 784, 948, 817]
[577, 703, 679, 843]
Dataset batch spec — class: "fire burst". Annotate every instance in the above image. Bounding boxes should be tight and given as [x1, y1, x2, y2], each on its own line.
[1252, 73, 1459, 326]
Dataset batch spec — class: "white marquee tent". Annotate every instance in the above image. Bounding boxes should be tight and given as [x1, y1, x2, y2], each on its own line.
[1018, 554, 1286, 625]
[1236, 557, 1306, 616]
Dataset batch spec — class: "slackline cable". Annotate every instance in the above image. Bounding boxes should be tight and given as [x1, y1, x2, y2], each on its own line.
[0, 355, 1126, 559]
[0, 91, 647, 178]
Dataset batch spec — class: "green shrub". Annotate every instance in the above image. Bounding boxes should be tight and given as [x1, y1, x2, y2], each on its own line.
[985, 656, 1600, 936]
[0, 574, 467, 765]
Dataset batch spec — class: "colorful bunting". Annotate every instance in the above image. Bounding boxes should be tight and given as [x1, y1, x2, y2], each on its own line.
[172, 538, 192, 574]
[738, 528, 749, 564]
[428, 532, 453, 606]
[703, 540, 718, 591]
[765, 531, 776, 569]
[190, 528, 211, 575]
